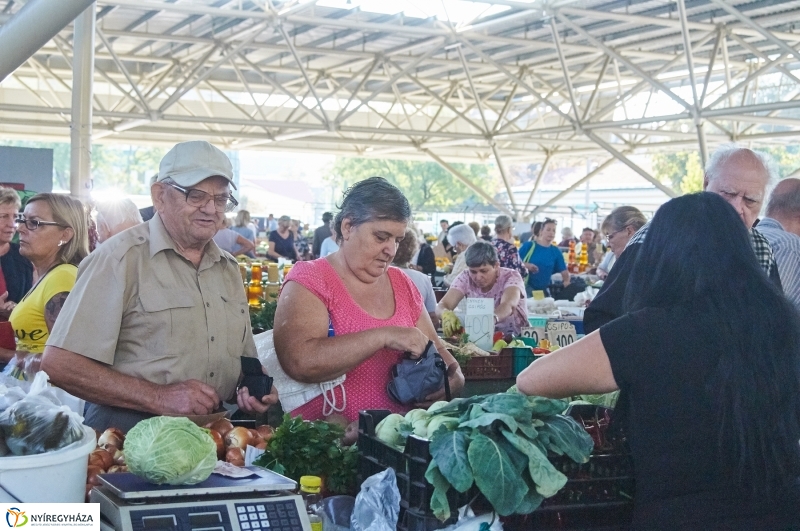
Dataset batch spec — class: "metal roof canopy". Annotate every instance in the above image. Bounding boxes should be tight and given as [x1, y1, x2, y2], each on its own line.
[0, 0, 799, 217]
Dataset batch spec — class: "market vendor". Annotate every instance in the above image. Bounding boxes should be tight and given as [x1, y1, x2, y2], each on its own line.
[518, 218, 569, 297]
[516, 193, 800, 529]
[41, 141, 279, 432]
[435, 241, 528, 335]
[273, 177, 464, 422]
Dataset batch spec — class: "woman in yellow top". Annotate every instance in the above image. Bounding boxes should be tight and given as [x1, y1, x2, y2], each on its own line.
[2, 194, 88, 377]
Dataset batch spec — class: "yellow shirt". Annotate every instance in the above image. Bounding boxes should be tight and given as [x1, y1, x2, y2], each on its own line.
[10, 264, 77, 354]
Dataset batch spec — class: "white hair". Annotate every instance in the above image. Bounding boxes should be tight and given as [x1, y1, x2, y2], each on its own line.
[448, 224, 477, 247]
[95, 198, 143, 233]
[705, 144, 779, 186]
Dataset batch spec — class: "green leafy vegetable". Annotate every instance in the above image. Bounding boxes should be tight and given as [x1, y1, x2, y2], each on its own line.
[125, 416, 216, 485]
[253, 415, 357, 495]
[429, 429, 473, 493]
[501, 429, 566, 497]
[467, 433, 528, 516]
[250, 300, 278, 331]
[537, 415, 594, 464]
[425, 462, 453, 522]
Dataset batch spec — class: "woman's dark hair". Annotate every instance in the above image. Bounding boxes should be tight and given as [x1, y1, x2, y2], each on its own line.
[392, 228, 419, 267]
[624, 192, 800, 493]
[531, 221, 543, 238]
[465, 240, 498, 268]
[480, 225, 491, 237]
[334, 177, 411, 239]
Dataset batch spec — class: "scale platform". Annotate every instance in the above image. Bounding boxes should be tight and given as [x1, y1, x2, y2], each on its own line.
[91, 468, 311, 531]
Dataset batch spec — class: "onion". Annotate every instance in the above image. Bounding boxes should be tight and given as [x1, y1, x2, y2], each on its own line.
[107, 465, 128, 474]
[206, 418, 234, 438]
[98, 428, 125, 451]
[112, 449, 126, 466]
[255, 441, 266, 450]
[225, 447, 245, 467]
[248, 429, 263, 446]
[224, 427, 252, 450]
[90, 448, 114, 470]
[206, 429, 225, 459]
[255, 425, 275, 442]
[87, 465, 103, 486]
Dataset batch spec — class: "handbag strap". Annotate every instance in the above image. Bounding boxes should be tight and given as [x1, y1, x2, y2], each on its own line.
[523, 241, 536, 263]
[434, 353, 451, 401]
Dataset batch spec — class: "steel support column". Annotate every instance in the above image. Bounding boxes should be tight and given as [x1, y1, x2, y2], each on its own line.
[70, 5, 95, 199]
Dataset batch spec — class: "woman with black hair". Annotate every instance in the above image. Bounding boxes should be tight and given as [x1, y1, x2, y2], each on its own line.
[517, 192, 800, 529]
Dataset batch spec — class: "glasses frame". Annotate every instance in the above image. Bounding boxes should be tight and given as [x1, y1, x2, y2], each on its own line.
[163, 182, 238, 213]
[604, 227, 627, 241]
[15, 215, 67, 231]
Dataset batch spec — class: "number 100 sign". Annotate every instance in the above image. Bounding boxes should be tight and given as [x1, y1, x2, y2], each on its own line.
[546, 321, 577, 348]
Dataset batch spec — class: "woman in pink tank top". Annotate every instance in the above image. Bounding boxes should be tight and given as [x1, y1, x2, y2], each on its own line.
[273, 178, 465, 422]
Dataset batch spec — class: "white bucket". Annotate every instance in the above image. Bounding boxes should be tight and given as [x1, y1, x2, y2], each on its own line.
[0, 424, 96, 502]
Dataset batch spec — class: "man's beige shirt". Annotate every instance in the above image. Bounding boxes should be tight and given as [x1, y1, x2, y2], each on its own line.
[48, 213, 256, 403]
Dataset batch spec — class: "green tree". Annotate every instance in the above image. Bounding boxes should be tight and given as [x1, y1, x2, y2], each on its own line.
[326, 157, 497, 212]
[652, 151, 701, 193]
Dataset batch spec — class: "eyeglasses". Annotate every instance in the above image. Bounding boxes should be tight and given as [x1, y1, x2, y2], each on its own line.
[604, 228, 625, 241]
[164, 182, 238, 213]
[15, 215, 67, 231]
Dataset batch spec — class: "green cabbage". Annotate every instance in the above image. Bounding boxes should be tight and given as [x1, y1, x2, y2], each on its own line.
[125, 416, 217, 485]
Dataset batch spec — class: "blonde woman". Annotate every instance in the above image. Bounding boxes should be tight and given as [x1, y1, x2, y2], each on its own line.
[3, 194, 88, 375]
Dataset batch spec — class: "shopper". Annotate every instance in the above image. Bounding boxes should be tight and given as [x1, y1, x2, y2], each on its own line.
[579, 227, 599, 266]
[42, 141, 278, 432]
[3, 194, 88, 377]
[480, 225, 492, 242]
[213, 217, 255, 257]
[411, 233, 436, 276]
[318, 223, 339, 258]
[291, 219, 311, 260]
[436, 241, 528, 336]
[232, 210, 257, 245]
[394, 229, 437, 325]
[95, 198, 143, 244]
[758, 178, 800, 311]
[312, 212, 334, 258]
[437, 219, 449, 246]
[518, 218, 569, 297]
[596, 206, 648, 280]
[443, 223, 476, 287]
[0, 187, 32, 311]
[267, 215, 300, 261]
[517, 193, 800, 529]
[585, 145, 781, 334]
[558, 227, 576, 247]
[273, 177, 463, 422]
[492, 215, 527, 278]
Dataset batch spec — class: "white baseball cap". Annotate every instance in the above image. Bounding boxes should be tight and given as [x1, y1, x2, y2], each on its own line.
[157, 141, 236, 189]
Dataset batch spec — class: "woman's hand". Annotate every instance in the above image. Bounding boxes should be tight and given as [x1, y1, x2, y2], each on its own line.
[382, 326, 430, 357]
[418, 363, 465, 406]
[524, 262, 539, 274]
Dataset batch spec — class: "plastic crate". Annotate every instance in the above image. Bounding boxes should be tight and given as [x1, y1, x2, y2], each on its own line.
[357, 410, 473, 530]
[528, 316, 549, 328]
[461, 350, 513, 380]
[510, 346, 535, 376]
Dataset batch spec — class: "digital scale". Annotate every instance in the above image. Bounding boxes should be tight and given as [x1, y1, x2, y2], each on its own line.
[90, 467, 312, 531]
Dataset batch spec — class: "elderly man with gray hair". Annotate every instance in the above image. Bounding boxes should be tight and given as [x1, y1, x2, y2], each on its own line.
[758, 178, 800, 311]
[585, 144, 781, 334]
[95, 198, 143, 244]
[443, 223, 477, 286]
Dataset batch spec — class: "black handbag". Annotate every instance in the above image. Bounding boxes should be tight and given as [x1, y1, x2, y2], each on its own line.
[387, 340, 451, 405]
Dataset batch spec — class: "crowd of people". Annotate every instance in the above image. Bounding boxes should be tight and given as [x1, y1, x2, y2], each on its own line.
[0, 139, 798, 528]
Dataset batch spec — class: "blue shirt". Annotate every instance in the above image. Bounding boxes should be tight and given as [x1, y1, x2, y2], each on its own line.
[756, 217, 800, 311]
[519, 241, 566, 290]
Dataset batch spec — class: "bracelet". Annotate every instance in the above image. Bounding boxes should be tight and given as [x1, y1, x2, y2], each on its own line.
[493, 314, 499, 324]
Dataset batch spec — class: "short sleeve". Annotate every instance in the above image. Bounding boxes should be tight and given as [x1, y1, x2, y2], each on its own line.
[450, 269, 471, 296]
[502, 269, 526, 296]
[39, 265, 77, 303]
[553, 247, 566, 273]
[46, 251, 126, 364]
[598, 308, 661, 388]
[519, 241, 532, 263]
[268, 231, 278, 244]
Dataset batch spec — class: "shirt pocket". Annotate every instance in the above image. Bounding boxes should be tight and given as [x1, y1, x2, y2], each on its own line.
[138, 289, 196, 357]
[221, 295, 249, 358]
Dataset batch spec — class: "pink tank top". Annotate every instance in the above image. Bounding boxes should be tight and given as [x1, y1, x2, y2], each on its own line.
[285, 259, 423, 421]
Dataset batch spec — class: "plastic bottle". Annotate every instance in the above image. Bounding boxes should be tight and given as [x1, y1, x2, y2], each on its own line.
[299, 476, 323, 531]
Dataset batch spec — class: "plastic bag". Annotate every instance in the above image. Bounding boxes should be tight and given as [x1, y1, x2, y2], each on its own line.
[2, 352, 42, 382]
[439, 506, 503, 531]
[256, 330, 346, 414]
[350, 468, 400, 531]
[0, 371, 85, 456]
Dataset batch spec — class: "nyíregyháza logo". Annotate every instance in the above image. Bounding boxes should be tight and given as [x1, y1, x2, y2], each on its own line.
[6, 508, 27, 528]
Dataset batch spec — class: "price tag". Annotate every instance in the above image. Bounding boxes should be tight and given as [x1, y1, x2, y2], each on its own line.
[463, 298, 494, 350]
[532, 290, 545, 300]
[520, 326, 546, 345]
[546, 321, 577, 348]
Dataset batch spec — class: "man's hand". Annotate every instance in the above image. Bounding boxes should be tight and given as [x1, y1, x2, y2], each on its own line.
[155, 380, 220, 416]
[236, 383, 279, 415]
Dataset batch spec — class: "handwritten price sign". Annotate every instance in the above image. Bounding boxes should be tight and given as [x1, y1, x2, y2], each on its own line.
[546, 321, 577, 348]
[464, 298, 494, 350]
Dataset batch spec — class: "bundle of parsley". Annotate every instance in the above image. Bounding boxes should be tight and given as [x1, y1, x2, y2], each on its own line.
[250, 300, 278, 333]
[253, 414, 358, 495]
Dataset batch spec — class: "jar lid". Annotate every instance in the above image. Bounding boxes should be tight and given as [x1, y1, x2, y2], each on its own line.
[299, 476, 321, 489]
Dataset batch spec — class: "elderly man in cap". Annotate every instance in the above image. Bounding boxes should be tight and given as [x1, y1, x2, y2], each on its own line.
[42, 141, 278, 432]
[758, 178, 800, 311]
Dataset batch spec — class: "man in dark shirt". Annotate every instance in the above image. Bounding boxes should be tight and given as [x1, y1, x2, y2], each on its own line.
[312, 212, 333, 258]
[585, 146, 781, 334]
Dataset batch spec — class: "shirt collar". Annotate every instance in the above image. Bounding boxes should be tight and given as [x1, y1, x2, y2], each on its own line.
[148, 213, 226, 269]
[758, 217, 785, 232]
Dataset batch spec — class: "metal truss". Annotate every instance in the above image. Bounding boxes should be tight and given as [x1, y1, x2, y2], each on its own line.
[1, 0, 800, 217]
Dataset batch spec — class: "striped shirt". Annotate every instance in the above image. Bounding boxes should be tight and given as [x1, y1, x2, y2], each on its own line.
[627, 221, 780, 281]
[755, 217, 800, 310]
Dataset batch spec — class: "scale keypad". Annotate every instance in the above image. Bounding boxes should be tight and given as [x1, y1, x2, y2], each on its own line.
[234, 501, 303, 531]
